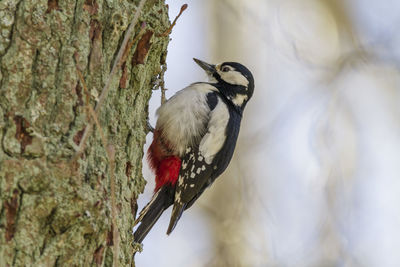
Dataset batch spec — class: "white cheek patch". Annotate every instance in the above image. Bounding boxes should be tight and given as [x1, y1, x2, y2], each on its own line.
[219, 70, 249, 87]
[207, 75, 218, 83]
[231, 94, 248, 106]
[199, 98, 230, 164]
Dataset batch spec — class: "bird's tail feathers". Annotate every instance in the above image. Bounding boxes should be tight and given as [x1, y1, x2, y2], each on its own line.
[134, 187, 171, 243]
[166, 202, 187, 235]
[134, 189, 162, 227]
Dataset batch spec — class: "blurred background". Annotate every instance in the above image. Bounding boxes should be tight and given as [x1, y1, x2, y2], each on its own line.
[136, 0, 400, 266]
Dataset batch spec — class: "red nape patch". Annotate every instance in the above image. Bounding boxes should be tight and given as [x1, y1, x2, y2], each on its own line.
[155, 156, 181, 192]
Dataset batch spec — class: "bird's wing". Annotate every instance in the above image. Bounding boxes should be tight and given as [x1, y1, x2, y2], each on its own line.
[166, 96, 230, 234]
[166, 147, 213, 234]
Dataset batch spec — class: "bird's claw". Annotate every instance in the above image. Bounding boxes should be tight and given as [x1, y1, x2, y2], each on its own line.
[147, 119, 155, 133]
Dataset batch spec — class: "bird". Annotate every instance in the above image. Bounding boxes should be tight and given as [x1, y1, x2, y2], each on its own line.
[133, 58, 254, 243]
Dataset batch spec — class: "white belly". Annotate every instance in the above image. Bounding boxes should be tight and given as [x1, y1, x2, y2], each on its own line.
[156, 83, 217, 156]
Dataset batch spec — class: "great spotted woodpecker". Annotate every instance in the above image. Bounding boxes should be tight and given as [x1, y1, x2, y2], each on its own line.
[133, 58, 254, 243]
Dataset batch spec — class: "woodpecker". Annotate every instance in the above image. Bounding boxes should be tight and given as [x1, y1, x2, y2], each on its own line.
[133, 58, 254, 243]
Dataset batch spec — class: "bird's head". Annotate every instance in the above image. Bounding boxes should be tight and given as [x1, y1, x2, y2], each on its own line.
[194, 58, 254, 110]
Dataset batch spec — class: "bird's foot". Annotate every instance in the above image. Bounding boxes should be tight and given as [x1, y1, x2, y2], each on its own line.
[147, 119, 155, 133]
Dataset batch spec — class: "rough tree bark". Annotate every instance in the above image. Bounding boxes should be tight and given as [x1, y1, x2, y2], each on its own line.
[0, 0, 170, 265]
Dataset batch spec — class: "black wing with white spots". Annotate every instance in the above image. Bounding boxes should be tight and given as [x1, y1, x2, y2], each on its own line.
[185, 102, 242, 210]
[166, 146, 214, 234]
[178, 147, 214, 202]
[166, 92, 243, 234]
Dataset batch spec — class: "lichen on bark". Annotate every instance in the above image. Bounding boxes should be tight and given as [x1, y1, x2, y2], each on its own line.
[0, 0, 170, 265]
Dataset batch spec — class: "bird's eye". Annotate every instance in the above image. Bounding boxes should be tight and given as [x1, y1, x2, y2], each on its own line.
[222, 66, 230, 72]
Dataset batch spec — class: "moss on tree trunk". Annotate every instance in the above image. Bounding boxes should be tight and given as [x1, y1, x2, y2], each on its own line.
[0, 0, 170, 265]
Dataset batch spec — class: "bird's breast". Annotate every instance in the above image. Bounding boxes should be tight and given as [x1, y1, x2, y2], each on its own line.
[155, 83, 218, 156]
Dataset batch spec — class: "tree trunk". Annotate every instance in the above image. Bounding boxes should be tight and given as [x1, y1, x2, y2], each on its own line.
[0, 0, 170, 265]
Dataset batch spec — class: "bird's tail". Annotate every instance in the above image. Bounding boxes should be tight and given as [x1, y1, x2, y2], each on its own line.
[166, 202, 187, 235]
[133, 186, 173, 243]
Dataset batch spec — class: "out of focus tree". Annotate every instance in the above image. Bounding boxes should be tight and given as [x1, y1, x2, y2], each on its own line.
[202, 0, 400, 266]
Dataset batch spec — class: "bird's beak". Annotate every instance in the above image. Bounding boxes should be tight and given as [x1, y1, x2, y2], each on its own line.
[193, 58, 216, 75]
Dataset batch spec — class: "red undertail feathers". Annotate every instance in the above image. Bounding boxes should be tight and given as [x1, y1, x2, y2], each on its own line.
[155, 156, 181, 191]
[148, 130, 181, 191]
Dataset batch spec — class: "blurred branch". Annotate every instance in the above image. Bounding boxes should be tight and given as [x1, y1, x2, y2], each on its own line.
[158, 4, 188, 37]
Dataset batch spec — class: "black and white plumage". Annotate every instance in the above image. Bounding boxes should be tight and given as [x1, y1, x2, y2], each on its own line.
[134, 58, 254, 243]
